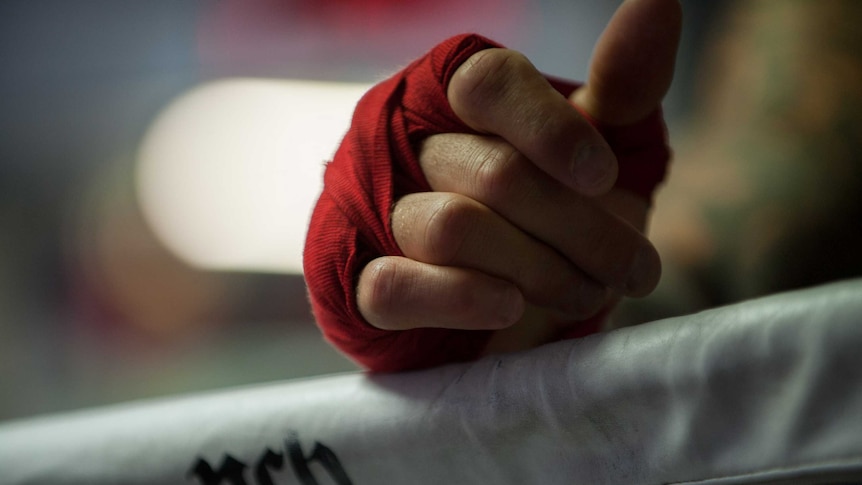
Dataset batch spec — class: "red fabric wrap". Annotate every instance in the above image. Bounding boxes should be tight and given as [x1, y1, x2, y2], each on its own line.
[304, 34, 670, 372]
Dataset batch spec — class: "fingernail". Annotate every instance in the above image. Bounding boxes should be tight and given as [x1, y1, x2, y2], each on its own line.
[494, 285, 524, 328]
[571, 144, 614, 194]
[626, 245, 659, 295]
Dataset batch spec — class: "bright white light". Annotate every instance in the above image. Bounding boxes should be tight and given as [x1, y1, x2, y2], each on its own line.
[136, 78, 371, 273]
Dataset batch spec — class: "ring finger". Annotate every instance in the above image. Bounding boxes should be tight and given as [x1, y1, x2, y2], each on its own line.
[392, 191, 610, 319]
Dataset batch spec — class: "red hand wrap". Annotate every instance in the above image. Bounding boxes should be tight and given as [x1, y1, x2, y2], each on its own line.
[303, 34, 670, 372]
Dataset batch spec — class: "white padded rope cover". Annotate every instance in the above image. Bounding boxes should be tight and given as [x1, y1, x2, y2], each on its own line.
[1, 279, 862, 485]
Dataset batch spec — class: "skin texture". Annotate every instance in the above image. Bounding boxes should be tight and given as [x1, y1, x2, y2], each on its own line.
[355, 0, 682, 351]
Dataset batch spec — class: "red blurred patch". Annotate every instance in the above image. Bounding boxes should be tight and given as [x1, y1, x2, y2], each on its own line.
[195, 0, 530, 75]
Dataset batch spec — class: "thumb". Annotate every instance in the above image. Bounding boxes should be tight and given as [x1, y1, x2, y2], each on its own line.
[571, 0, 682, 126]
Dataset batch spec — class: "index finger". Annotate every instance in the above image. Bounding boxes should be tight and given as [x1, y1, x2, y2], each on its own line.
[447, 48, 618, 196]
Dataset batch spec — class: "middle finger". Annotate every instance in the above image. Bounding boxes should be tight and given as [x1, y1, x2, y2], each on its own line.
[419, 133, 661, 296]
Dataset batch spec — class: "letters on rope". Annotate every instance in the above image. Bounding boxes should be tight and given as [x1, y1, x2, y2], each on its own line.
[188, 431, 353, 485]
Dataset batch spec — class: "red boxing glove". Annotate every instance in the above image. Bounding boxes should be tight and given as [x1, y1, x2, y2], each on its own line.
[303, 34, 670, 372]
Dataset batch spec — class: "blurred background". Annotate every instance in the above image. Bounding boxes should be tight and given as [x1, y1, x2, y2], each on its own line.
[2, 0, 860, 421]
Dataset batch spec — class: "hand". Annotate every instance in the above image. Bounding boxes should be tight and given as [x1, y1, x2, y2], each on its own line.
[356, 0, 682, 340]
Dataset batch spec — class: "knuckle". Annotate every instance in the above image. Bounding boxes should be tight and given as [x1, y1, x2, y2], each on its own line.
[469, 142, 524, 202]
[421, 195, 476, 265]
[450, 49, 529, 119]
